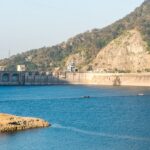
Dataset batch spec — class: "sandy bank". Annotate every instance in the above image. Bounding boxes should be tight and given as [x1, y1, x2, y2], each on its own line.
[0, 113, 50, 133]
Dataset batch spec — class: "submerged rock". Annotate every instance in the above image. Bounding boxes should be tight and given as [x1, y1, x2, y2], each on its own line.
[0, 113, 50, 133]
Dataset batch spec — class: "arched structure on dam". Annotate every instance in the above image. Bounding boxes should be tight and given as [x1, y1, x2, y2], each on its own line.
[0, 71, 67, 85]
[0, 72, 24, 85]
[12, 73, 19, 82]
[2, 73, 10, 82]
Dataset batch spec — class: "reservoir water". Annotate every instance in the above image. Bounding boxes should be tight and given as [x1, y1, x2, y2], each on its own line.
[0, 85, 150, 150]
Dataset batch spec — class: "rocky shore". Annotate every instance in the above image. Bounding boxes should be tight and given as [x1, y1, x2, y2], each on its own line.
[0, 113, 50, 133]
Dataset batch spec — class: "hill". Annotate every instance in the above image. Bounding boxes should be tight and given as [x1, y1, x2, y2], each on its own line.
[0, 0, 150, 72]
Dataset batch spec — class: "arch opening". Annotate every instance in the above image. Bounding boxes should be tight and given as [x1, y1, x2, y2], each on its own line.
[12, 74, 19, 82]
[2, 73, 9, 82]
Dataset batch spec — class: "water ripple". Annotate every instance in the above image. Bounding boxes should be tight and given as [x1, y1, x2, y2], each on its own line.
[52, 123, 150, 142]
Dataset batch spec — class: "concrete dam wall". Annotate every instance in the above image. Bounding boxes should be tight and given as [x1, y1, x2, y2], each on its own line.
[0, 71, 67, 85]
[0, 71, 150, 86]
[65, 73, 150, 87]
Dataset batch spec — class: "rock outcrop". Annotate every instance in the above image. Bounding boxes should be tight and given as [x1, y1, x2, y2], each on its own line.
[92, 30, 150, 73]
[0, 113, 50, 133]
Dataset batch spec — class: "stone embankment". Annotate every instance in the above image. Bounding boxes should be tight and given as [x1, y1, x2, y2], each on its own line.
[0, 113, 50, 133]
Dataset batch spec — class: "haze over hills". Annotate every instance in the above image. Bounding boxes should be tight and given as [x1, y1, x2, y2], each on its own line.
[0, 0, 150, 73]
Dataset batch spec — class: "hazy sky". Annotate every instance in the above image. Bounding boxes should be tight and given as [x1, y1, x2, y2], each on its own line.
[0, 0, 144, 59]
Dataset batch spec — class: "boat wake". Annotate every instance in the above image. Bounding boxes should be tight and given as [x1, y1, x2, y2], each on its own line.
[52, 123, 150, 142]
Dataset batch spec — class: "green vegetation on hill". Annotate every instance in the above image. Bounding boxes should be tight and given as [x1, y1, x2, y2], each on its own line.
[0, 0, 150, 72]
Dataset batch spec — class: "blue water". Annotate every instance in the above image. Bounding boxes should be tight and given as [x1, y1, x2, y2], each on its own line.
[0, 85, 150, 150]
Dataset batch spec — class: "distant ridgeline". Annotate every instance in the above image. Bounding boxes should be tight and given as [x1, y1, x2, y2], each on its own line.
[0, 0, 150, 73]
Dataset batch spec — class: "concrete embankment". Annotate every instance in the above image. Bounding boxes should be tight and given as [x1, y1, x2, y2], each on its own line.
[0, 114, 50, 133]
[65, 73, 150, 87]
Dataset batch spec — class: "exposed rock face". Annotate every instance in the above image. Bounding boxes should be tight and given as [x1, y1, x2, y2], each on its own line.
[92, 30, 150, 73]
[0, 113, 50, 133]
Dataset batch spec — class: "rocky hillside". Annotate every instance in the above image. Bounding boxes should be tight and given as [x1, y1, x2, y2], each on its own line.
[92, 30, 150, 73]
[0, 0, 150, 72]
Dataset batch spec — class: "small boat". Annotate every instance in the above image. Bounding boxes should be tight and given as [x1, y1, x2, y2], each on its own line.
[82, 96, 91, 99]
[138, 93, 144, 96]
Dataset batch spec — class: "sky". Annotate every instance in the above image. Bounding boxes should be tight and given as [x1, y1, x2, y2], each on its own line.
[0, 0, 144, 59]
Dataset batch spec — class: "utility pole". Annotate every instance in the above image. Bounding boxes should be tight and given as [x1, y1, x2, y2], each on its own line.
[8, 50, 11, 58]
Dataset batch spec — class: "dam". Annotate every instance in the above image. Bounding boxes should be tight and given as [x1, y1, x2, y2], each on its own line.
[0, 71, 67, 85]
[0, 71, 150, 86]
